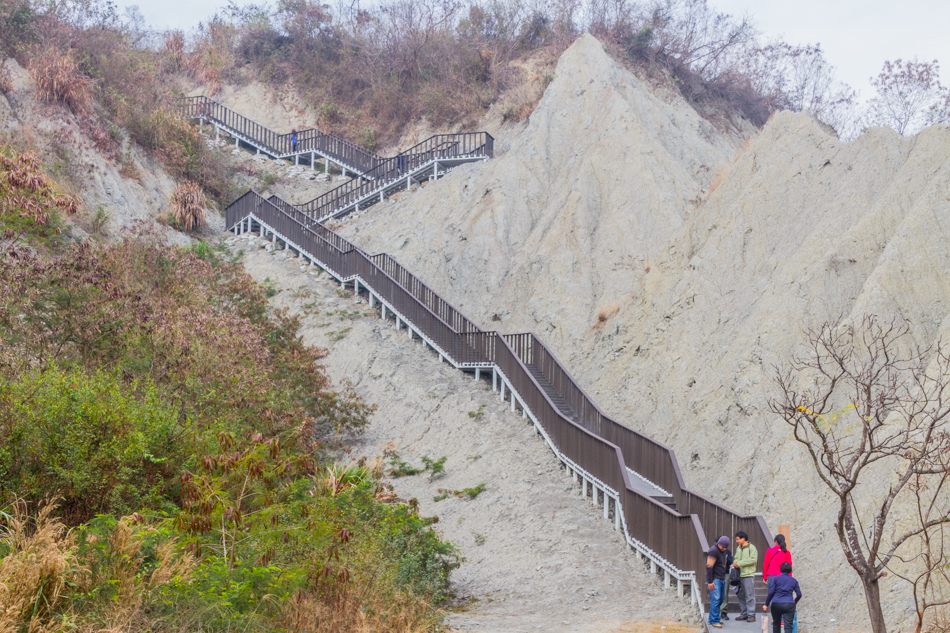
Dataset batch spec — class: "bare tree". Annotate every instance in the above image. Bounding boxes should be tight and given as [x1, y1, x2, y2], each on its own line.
[884, 472, 950, 633]
[771, 316, 950, 633]
[866, 58, 950, 136]
[740, 41, 859, 139]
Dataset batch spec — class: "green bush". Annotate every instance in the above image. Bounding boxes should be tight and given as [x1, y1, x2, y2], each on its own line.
[0, 367, 183, 523]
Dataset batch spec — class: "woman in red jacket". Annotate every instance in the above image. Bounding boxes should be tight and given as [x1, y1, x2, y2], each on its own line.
[763, 534, 792, 584]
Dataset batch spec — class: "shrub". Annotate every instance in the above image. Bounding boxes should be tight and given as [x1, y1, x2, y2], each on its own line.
[0, 366, 185, 523]
[0, 0, 37, 58]
[171, 181, 207, 231]
[28, 48, 90, 114]
[0, 237, 374, 441]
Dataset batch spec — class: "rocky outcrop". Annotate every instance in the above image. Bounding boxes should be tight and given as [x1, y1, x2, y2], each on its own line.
[339, 34, 950, 630]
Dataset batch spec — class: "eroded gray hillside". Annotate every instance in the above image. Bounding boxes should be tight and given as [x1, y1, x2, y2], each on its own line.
[340, 33, 744, 351]
[340, 34, 950, 631]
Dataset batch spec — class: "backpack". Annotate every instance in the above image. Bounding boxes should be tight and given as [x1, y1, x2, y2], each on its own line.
[729, 565, 741, 586]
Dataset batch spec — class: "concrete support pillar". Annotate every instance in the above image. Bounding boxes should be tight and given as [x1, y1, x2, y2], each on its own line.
[215, 126, 219, 141]
[257, 147, 260, 155]
[325, 159, 329, 174]
[439, 354, 444, 363]
[522, 405, 526, 419]
[492, 368, 497, 391]
[235, 137, 239, 148]
[406, 175, 411, 191]
[677, 579, 685, 598]
[603, 493, 609, 520]
[650, 560, 657, 574]
[369, 294, 375, 307]
[593, 486, 599, 506]
[434, 161, 439, 178]
[311, 152, 315, 170]
[500, 381, 506, 402]
[272, 232, 276, 243]
[510, 392, 516, 412]
[582, 478, 588, 498]
[382, 305, 387, 320]
[572, 469, 578, 483]
[354, 280, 360, 294]
[664, 570, 670, 588]
[474, 368, 480, 381]
[690, 583, 697, 606]
[395, 317, 400, 330]
[614, 499, 621, 531]
[295, 154, 299, 166]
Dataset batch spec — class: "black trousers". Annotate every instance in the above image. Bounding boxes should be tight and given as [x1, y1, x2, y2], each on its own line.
[770, 602, 795, 633]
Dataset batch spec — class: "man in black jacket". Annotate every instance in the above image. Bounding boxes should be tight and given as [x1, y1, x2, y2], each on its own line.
[707, 535, 730, 628]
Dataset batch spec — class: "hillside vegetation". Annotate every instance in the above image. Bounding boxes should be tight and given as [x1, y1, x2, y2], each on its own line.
[0, 146, 458, 632]
[0, 0, 881, 177]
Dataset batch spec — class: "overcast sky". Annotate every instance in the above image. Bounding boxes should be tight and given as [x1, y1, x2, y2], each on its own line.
[119, 0, 950, 99]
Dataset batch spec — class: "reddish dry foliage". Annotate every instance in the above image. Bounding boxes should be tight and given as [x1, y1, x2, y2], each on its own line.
[0, 236, 374, 442]
[0, 148, 80, 226]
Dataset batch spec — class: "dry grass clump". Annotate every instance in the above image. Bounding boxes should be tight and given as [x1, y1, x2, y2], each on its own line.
[593, 303, 620, 328]
[282, 583, 441, 633]
[81, 518, 195, 631]
[1, 148, 80, 227]
[170, 181, 207, 231]
[28, 49, 90, 114]
[0, 65, 11, 95]
[0, 500, 78, 631]
[0, 500, 195, 633]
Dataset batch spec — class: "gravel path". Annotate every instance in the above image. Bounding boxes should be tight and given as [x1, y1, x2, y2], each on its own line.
[228, 234, 701, 633]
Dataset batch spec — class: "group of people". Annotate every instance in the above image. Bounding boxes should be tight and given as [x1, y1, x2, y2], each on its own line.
[706, 532, 802, 631]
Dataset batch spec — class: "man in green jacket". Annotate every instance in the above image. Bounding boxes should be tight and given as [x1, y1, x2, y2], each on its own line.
[733, 531, 758, 622]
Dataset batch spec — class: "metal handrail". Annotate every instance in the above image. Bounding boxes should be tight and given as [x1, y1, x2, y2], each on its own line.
[176, 96, 495, 215]
[177, 96, 380, 173]
[225, 190, 773, 608]
[297, 132, 494, 221]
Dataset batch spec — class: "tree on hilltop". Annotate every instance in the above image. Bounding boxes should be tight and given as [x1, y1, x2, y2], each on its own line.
[866, 58, 950, 135]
